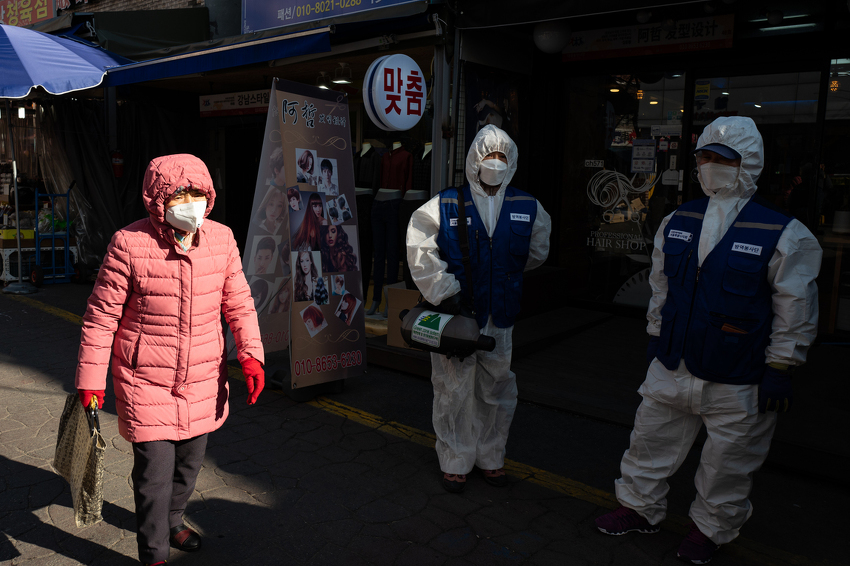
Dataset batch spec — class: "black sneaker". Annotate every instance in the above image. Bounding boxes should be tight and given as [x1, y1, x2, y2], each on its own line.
[595, 506, 660, 535]
[677, 523, 718, 564]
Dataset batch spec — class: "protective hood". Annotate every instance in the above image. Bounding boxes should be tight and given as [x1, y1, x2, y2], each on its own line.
[695, 116, 764, 200]
[465, 125, 518, 198]
[142, 154, 216, 239]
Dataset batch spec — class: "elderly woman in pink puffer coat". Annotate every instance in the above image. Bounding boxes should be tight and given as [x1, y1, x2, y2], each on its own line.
[75, 154, 264, 566]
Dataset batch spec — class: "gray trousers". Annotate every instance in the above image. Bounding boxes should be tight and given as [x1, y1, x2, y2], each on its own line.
[132, 434, 208, 563]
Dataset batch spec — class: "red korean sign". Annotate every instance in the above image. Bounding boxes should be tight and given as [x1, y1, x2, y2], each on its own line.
[0, 0, 54, 27]
[363, 54, 425, 131]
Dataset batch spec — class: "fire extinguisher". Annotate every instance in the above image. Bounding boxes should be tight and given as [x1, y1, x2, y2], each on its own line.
[111, 150, 124, 178]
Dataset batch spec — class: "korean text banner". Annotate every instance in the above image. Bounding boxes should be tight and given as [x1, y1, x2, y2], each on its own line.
[277, 79, 366, 388]
[242, 0, 420, 33]
[1, 0, 54, 27]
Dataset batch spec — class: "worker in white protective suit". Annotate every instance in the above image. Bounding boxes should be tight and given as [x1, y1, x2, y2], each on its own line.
[595, 116, 822, 564]
[406, 125, 551, 493]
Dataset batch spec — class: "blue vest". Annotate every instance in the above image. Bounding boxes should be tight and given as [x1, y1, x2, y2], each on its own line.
[436, 185, 538, 328]
[656, 196, 792, 384]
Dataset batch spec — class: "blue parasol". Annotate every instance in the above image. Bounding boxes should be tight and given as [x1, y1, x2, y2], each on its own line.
[1, 23, 131, 294]
[0, 23, 131, 98]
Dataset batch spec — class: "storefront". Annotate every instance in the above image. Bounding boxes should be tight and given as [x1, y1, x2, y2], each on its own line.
[453, 0, 850, 335]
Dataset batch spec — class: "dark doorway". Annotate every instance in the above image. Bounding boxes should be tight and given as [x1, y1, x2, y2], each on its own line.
[225, 123, 265, 256]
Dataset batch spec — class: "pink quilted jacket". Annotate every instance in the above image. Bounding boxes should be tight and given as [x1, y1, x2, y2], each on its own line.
[76, 154, 264, 443]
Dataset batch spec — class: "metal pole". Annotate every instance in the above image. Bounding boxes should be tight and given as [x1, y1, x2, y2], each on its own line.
[2, 99, 37, 294]
[447, 31, 463, 188]
[431, 42, 450, 197]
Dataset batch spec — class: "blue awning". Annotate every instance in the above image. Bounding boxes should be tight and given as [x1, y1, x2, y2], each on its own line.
[105, 27, 330, 87]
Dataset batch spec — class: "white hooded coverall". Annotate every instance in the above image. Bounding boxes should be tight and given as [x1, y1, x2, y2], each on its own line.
[615, 117, 822, 544]
[406, 126, 551, 474]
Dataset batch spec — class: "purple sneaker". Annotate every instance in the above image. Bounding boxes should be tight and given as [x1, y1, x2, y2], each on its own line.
[677, 523, 719, 564]
[595, 506, 660, 535]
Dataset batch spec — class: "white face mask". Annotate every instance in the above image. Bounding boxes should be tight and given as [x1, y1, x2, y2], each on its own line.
[698, 163, 740, 196]
[165, 201, 206, 233]
[479, 159, 508, 187]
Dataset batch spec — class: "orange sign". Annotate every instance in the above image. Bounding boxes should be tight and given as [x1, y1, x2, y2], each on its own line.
[0, 0, 54, 27]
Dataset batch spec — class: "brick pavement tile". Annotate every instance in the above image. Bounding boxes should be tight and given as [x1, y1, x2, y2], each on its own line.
[308, 541, 372, 565]
[355, 498, 413, 523]
[429, 492, 484, 516]
[217, 469, 276, 496]
[390, 515, 443, 544]
[337, 429, 394, 452]
[429, 526, 478, 558]
[0, 416, 25, 432]
[395, 543, 450, 565]
[527, 548, 592, 565]
[27, 476, 66, 509]
[418, 506, 467, 532]
[471, 536, 540, 564]
[385, 486, 429, 514]
[0, 486, 29, 512]
[293, 490, 354, 523]
[477, 497, 548, 530]
[347, 533, 413, 566]
[248, 446, 298, 468]
[298, 462, 370, 495]
[269, 471, 300, 491]
[314, 442, 359, 464]
[466, 512, 514, 539]
[490, 528, 548, 558]
[272, 450, 332, 479]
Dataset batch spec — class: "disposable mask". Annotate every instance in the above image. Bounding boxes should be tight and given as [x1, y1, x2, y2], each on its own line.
[479, 159, 508, 186]
[165, 201, 206, 233]
[698, 163, 739, 196]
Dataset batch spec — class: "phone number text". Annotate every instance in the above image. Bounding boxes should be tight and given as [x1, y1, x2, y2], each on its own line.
[293, 350, 362, 376]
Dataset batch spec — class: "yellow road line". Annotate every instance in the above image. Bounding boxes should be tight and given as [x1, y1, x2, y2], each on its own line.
[13, 296, 833, 566]
[7, 294, 85, 326]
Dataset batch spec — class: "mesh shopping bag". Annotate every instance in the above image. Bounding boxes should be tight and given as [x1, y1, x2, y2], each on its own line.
[53, 393, 106, 527]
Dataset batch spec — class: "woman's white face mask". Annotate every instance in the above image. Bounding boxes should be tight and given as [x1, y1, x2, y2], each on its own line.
[166, 201, 206, 233]
[698, 163, 740, 196]
[479, 159, 508, 186]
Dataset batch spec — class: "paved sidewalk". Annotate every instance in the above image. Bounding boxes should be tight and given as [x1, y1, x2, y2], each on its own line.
[0, 289, 844, 565]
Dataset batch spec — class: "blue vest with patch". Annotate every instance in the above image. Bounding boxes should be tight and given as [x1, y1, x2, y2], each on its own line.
[436, 185, 538, 328]
[656, 196, 792, 384]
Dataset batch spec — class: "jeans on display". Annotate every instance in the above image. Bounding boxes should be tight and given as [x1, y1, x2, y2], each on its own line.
[132, 434, 208, 563]
[371, 198, 401, 305]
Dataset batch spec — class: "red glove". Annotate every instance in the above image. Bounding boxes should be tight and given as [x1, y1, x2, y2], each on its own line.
[78, 390, 105, 409]
[241, 357, 264, 405]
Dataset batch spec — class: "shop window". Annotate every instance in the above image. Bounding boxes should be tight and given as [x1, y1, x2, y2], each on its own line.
[690, 72, 821, 224]
[561, 73, 685, 309]
[823, 59, 850, 333]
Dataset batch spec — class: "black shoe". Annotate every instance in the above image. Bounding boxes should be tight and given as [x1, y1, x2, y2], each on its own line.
[442, 473, 467, 493]
[482, 469, 509, 487]
[169, 524, 202, 552]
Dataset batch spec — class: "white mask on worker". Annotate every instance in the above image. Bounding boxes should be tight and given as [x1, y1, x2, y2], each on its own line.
[479, 159, 508, 186]
[698, 163, 739, 196]
[165, 201, 206, 233]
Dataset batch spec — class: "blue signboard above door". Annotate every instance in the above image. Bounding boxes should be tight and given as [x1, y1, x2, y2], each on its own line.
[243, 0, 423, 34]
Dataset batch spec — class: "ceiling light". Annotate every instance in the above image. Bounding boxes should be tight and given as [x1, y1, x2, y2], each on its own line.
[754, 103, 762, 108]
[610, 88, 620, 92]
[722, 91, 730, 95]
[649, 101, 658, 105]
[18, 107, 25, 119]
[332, 62, 352, 84]
[636, 89, 644, 100]
[316, 71, 330, 90]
